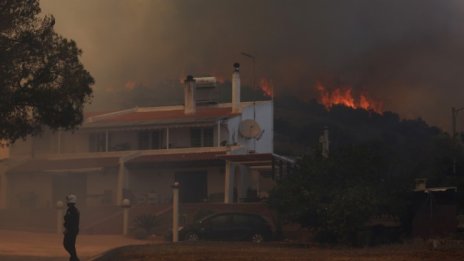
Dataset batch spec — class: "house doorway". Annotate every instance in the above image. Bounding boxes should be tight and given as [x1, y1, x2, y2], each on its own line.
[52, 173, 87, 206]
[175, 171, 207, 203]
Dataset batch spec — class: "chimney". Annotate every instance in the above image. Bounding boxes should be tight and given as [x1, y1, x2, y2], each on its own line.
[319, 126, 330, 158]
[184, 75, 196, 114]
[415, 178, 427, 191]
[232, 63, 241, 113]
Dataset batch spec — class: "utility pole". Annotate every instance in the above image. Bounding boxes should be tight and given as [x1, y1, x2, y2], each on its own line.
[451, 107, 464, 175]
[241, 52, 255, 90]
[319, 126, 330, 159]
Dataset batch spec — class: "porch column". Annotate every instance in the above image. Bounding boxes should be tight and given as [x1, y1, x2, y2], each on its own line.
[252, 170, 260, 197]
[116, 161, 126, 206]
[116, 152, 141, 206]
[166, 127, 170, 149]
[217, 120, 221, 147]
[237, 165, 249, 201]
[224, 161, 235, 204]
[105, 129, 109, 152]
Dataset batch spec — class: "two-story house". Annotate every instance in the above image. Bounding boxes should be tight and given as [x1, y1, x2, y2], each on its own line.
[0, 63, 293, 211]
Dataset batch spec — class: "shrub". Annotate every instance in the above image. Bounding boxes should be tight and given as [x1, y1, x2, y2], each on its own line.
[132, 214, 158, 239]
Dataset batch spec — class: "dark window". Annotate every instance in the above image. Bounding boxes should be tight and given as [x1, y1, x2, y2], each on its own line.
[138, 131, 150, 150]
[190, 128, 202, 147]
[151, 130, 161, 149]
[233, 214, 251, 226]
[203, 127, 214, 147]
[209, 214, 232, 227]
[89, 133, 106, 152]
[138, 130, 163, 150]
[190, 127, 214, 147]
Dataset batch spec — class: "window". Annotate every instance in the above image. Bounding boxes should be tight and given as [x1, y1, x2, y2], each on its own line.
[209, 214, 232, 227]
[89, 132, 106, 152]
[203, 128, 214, 147]
[190, 128, 202, 147]
[138, 130, 162, 150]
[190, 127, 214, 147]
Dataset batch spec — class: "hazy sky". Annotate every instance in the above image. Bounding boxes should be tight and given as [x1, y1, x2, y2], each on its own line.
[40, 0, 464, 131]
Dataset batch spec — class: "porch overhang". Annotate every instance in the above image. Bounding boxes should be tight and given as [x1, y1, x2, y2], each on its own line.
[125, 151, 227, 169]
[7, 157, 120, 174]
[216, 153, 296, 178]
[216, 153, 295, 167]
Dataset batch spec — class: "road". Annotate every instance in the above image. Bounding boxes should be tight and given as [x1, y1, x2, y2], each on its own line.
[0, 230, 151, 261]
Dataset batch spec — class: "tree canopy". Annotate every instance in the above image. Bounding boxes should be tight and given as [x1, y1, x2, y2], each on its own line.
[0, 0, 94, 143]
[269, 96, 464, 245]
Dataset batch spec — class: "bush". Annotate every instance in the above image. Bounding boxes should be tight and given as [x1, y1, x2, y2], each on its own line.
[132, 214, 158, 239]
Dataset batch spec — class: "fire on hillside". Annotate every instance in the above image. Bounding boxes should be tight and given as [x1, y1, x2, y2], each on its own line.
[315, 82, 383, 113]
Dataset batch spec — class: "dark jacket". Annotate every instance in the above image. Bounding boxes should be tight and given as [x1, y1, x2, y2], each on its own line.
[64, 204, 80, 234]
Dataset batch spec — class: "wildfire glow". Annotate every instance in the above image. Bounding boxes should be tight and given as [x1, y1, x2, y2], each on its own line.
[259, 78, 273, 97]
[316, 82, 383, 113]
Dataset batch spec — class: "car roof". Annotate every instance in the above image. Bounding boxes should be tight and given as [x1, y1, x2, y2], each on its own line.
[200, 212, 265, 222]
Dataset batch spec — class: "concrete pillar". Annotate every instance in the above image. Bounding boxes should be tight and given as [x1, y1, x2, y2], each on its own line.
[172, 182, 180, 242]
[56, 201, 64, 234]
[217, 121, 221, 147]
[121, 198, 131, 236]
[252, 170, 260, 197]
[105, 129, 109, 152]
[166, 127, 170, 149]
[224, 161, 235, 204]
[117, 161, 126, 206]
[238, 165, 249, 201]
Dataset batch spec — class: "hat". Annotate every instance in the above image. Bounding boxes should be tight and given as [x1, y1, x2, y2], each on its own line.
[66, 194, 77, 204]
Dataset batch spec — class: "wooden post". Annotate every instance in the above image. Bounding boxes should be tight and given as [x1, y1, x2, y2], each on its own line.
[172, 182, 180, 242]
[56, 201, 64, 234]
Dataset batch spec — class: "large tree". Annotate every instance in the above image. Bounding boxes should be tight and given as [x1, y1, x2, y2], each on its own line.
[0, 0, 93, 143]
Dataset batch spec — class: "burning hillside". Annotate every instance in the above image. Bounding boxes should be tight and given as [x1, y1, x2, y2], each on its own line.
[315, 82, 383, 113]
[259, 78, 273, 98]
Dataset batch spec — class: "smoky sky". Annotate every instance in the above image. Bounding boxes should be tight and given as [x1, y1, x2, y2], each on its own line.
[40, 0, 464, 130]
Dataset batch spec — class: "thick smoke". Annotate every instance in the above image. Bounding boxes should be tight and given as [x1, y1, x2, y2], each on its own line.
[40, 0, 464, 130]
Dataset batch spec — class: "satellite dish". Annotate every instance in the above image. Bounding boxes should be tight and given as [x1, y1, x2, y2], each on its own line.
[239, 119, 262, 139]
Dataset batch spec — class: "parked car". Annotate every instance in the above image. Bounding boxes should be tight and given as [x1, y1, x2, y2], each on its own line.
[179, 212, 273, 243]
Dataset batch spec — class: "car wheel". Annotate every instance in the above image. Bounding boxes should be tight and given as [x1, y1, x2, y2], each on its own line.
[251, 233, 264, 243]
[185, 232, 200, 242]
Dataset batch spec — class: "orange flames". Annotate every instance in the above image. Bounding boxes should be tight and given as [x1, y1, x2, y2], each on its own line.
[259, 78, 273, 97]
[316, 82, 383, 113]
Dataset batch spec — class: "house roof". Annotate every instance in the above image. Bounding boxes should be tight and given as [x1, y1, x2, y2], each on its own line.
[83, 105, 240, 129]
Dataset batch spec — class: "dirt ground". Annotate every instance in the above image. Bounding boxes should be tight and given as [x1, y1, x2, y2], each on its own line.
[93, 241, 464, 261]
[2, 230, 464, 261]
[0, 230, 150, 261]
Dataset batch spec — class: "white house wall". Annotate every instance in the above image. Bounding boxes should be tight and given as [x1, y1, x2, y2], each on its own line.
[86, 170, 118, 206]
[226, 101, 273, 153]
[122, 166, 227, 204]
[8, 174, 52, 208]
[128, 169, 175, 204]
[10, 138, 33, 159]
[60, 132, 89, 153]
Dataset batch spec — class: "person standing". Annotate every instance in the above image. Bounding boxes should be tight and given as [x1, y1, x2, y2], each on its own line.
[63, 194, 80, 261]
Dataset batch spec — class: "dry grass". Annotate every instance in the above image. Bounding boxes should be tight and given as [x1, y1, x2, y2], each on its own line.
[93, 241, 464, 261]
